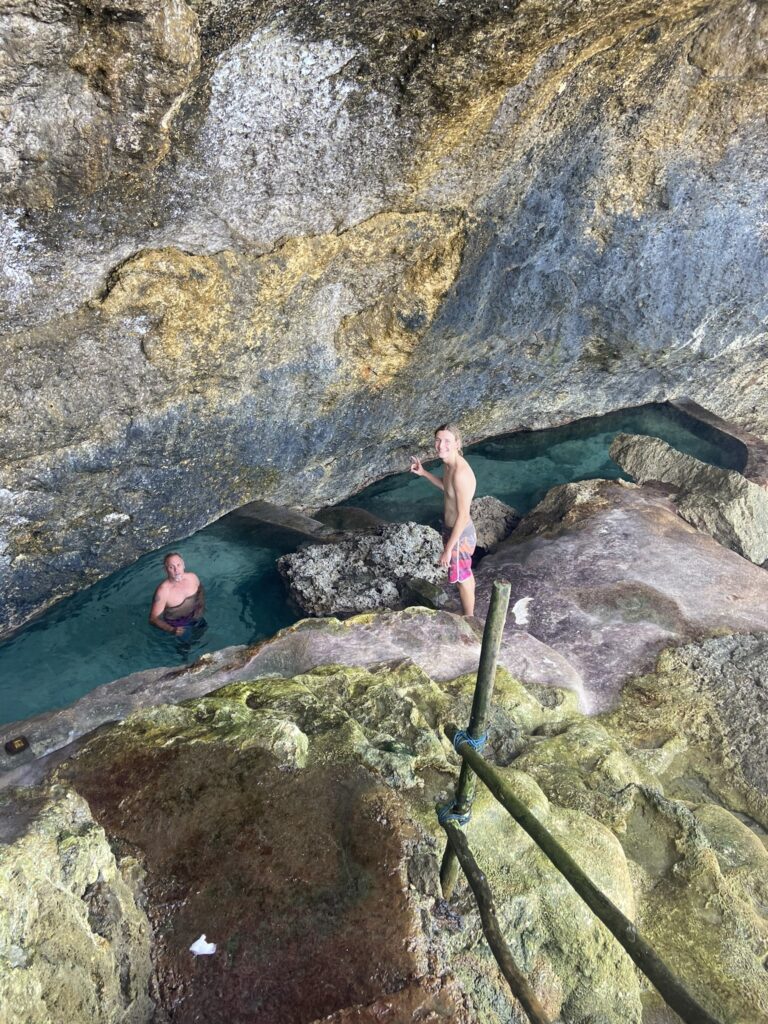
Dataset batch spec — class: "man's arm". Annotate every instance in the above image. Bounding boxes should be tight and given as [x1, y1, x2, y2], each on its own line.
[410, 456, 444, 490]
[149, 586, 180, 634]
[193, 581, 205, 617]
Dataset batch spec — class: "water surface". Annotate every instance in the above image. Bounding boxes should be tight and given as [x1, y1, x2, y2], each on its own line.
[0, 403, 744, 727]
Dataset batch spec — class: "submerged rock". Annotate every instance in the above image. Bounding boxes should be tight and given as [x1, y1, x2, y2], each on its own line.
[610, 432, 768, 564]
[277, 522, 446, 616]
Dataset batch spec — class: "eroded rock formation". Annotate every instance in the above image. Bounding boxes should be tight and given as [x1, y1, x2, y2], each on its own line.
[0, 786, 154, 1023]
[1, 0, 767, 632]
[3, 632, 768, 1022]
[610, 431, 768, 564]
[278, 522, 447, 616]
[474, 478, 768, 709]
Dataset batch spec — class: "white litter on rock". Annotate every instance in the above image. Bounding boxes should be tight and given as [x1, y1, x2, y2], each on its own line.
[190, 934, 217, 955]
[511, 597, 532, 625]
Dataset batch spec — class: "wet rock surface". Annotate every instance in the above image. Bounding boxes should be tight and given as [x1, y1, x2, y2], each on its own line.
[3, 641, 768, 1023]
[611, 432, 768, 564]
[472, 479, 768, 710]
[0, 608, 583, 774]
[278, 522, 447, 616]
[2, 0, 768, 633]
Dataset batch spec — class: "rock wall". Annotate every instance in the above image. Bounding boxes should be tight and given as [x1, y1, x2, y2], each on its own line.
[2, 0, 767, 632]
[4, 633, 768, 1022]
[0, 785, 155, 1023]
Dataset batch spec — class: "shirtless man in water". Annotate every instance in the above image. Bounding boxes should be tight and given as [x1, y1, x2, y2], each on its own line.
[149, 553, 205, 636]
[410, 423, 477, 617]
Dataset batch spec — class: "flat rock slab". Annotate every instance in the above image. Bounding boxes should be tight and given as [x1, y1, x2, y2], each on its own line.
[473, 480, 768, 711]
[60, 740, 463, 1024]
[0, 609, 581, 778]
[610, 432, 768, 564]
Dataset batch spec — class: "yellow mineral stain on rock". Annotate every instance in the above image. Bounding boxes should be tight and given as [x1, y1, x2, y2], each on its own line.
[413, 0, 767, 219]
[101, 248, 240, 371]
[99, 211, 466, 394]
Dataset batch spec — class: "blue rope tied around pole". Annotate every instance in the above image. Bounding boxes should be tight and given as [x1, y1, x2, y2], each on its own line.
[437, 802, 472, 826]
[453, 729, 488, 753]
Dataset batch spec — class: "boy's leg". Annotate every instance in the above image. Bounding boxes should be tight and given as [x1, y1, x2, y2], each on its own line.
[457, 574, 475, 617]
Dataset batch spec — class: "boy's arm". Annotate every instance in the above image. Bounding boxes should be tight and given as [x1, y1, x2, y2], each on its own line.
[410, 456, 444, 490]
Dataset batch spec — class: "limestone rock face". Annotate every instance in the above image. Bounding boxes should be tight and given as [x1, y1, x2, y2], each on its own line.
[0, 0, 200, 209]
[2, 0, 768, 633]
[472, 479, 768, 710]
[278, 522, 447, 616]
[4, 635, 768, 1023]
[646, 632, 768, 800]
[470, 495, 520, 549]
[0, 786, 154, 1024]
[610, 432, 768, 564]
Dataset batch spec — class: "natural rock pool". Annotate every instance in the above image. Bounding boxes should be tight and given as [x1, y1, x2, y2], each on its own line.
[0, 403, 744, 727]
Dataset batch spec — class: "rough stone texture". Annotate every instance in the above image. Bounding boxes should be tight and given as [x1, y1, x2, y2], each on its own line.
[610, 432, 768, 564]
[0, 608, 583, 776]
[2, 0, 768, 634]
[470, 495, 520, 549]
[472, 479, 768, 711]
[278, 522, 446, 616]
[642, 632, 768, 802]
[0, 0, 200, 209]
[0, 785, 154, 1023]
[4, 640, 768, 1023]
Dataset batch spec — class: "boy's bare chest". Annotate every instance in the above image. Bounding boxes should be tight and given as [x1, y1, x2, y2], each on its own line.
[443, 468, 457, 500]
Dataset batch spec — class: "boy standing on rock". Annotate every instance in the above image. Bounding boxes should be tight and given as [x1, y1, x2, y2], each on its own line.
[410, 423, 477, 617]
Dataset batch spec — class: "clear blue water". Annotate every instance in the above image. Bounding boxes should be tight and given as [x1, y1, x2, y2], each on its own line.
[351, 404, 744, 522]
[0, 404, 745, 728]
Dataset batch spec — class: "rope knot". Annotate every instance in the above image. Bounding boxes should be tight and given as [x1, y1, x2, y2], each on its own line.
[437, 802, 472, 827]
[453, 729, 488, 753]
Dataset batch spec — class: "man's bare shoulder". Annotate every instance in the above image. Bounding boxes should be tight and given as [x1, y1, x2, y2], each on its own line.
[153, 580, 171, 601]
[455, 457, 476, 486]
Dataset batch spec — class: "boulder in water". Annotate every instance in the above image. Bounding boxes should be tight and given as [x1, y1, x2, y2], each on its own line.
[277, 522, 446, 616]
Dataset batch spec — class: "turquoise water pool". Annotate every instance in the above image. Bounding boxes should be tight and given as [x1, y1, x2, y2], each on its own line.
[352, 404, 744, 522]
[0, 403, 745, 727]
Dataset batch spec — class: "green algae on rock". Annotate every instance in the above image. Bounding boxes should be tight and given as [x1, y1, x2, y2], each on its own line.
[2, 632, 765, 1023]
[0, 786, 154, 1024]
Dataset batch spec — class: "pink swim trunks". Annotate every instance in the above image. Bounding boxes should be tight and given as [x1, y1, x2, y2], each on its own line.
[442, 522, 477, 584]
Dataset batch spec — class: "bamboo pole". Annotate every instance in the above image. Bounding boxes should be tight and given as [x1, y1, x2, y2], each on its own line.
[443, 820, 558, 1024]
[440, 579, 511, 898]
[450, 735, 724, 1024]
